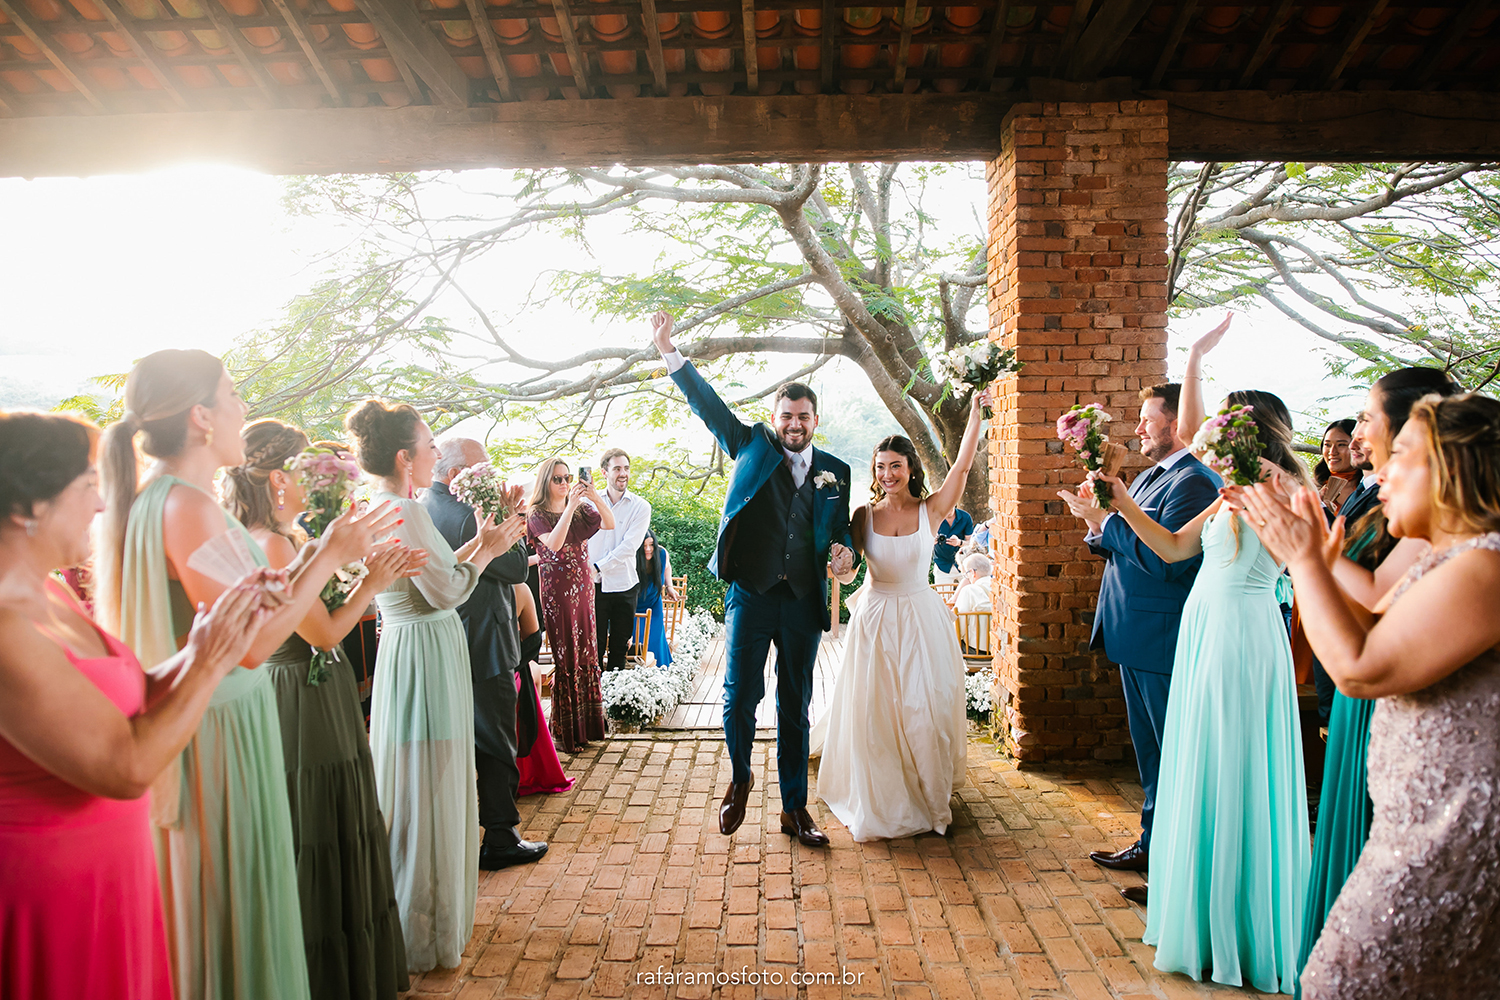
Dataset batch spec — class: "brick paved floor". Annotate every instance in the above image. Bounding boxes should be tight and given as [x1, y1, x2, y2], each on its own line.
[401, 735, 1271, 1000]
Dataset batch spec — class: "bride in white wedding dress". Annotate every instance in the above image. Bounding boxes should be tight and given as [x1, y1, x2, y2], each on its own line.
[815, 390, 990, 841]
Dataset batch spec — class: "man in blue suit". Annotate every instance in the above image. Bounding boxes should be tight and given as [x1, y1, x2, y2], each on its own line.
[1059, 383, 1221, 900]
[652, 311, 856, 846]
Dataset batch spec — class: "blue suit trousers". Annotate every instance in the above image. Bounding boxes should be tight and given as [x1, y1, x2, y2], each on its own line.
[1119, 665, 1172, 848]
[721, 581, 822, 810]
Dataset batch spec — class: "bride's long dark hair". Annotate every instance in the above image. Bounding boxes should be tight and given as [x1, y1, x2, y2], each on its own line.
[868, 435, 928, 502]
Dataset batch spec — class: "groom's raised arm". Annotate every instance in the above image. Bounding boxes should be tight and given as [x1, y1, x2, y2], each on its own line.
[652, 311, 755, 460]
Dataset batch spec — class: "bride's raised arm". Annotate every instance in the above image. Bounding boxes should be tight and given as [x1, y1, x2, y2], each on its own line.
[927, 388, 991, 521]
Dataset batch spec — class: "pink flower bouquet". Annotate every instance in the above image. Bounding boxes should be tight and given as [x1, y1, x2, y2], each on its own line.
[449, 461, 511, 520]
[1057, 403, 1125, 508]
[284, 445, 365, 683]
[1191, 404, 1264, 486]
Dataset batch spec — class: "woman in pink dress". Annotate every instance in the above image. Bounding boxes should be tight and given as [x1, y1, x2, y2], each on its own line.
[526, 456, 613, 753]
[512, 583, 574, 795]
[0, 411, 275, 1000]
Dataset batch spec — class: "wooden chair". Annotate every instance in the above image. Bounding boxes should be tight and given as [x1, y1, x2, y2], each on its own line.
[663, 575, 688, 645]
[954, 610, 992, 670]
[932, 581, 959, 606]
[629, 609, 652, 665]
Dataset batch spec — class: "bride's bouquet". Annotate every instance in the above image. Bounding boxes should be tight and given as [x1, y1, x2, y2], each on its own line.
[929, 341, 1022, 418]
[285, 445, 365, 684]
[1057, 403, 1126, 508]
[1192, 404, 1265, 486]
[449, 461, 511, 519]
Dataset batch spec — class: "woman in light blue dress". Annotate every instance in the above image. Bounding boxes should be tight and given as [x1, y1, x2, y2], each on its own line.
[634, 531, 677, 667]
[1094, 389, 1312, 994]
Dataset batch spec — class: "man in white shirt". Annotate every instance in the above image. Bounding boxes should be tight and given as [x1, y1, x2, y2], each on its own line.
[954, 553, 994, 614]
[588, 448, 653, 672]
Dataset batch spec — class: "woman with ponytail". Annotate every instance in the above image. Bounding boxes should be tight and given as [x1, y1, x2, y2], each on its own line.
[223, 419, 421, 1000]
[343, 398, 523, 974]
[96, 350, 402, 1000]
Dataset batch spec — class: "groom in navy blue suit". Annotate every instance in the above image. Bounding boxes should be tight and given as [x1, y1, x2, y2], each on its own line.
[1060, 384, 1221, 891]
[652, 311, 856, 846]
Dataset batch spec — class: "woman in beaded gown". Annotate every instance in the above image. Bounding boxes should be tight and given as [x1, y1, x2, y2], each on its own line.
[815, 391, 987, 842]
[344, 399, 519, 973]
[223, 418, 420, 1000]
[96, 350, 400, 1000]
[527, 457, 614, 752]
[1095, 389, 1314, 994]
[1247, 393, 1500, 999]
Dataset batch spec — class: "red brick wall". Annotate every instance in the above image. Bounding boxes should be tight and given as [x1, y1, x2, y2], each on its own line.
[985, 100, 1170, 763]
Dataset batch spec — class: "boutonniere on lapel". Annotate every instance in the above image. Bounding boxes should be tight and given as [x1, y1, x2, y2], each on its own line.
[813, 471, 843, 492]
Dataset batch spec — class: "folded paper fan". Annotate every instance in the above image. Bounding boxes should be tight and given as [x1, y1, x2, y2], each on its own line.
[186, 529, 261, 587]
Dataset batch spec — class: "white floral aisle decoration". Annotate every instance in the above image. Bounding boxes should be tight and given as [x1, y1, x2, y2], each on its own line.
[601, 609, 720, 731]
[966, 667, 995, 726]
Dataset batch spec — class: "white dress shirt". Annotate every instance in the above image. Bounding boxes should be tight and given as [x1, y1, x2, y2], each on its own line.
[588, 489, 653, 593]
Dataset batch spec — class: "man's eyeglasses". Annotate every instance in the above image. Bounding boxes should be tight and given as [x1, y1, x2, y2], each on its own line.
[551, 474, 574, 485]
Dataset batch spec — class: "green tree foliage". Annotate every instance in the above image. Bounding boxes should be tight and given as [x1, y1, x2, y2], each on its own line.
[630, 472, 729, 620]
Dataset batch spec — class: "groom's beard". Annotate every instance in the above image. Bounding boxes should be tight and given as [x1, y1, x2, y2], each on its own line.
[777, 431, 812, 453]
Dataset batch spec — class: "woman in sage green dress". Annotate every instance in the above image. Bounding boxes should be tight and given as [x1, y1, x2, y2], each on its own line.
[344, 398, 522, 973]
[1095, 389, 1314, 994]
[223, 418, 424, 1000]
[96, 350, 401, 1000]
[1294, 366, 1460, 992]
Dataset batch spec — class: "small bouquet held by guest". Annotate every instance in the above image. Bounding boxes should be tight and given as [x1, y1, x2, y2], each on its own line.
[449, 460, 511, 519]
[929, 340, 1022, 418]
[1191, 404, 1265, 486]
[286, 445, 366, 683]
[1057, 403, 1126, 508]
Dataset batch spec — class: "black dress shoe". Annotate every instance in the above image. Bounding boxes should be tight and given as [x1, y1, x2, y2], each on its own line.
[719, 776, 753, 835]
[779, 808, 830, 847]
[1120, 883, 1148, 905]
[479, 839, 548, 870]
[1089, 840, 1149, 872]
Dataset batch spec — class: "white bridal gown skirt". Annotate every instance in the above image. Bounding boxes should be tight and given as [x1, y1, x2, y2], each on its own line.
[815, 580, 968, 842]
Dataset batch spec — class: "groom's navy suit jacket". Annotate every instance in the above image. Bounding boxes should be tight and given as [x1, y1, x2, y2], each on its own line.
[1089, 455, 1222, 675]
[669, 360, 855, 631]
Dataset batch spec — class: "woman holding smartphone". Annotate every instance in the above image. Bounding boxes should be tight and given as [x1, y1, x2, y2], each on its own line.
[527, 456, 614, 753]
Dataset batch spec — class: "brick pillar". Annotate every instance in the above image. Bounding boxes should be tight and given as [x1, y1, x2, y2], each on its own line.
[985, 99, 1170, 763]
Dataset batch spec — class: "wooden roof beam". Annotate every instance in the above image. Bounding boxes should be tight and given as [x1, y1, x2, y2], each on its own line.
[1052, 0, 1093, 76]
[740, 0, 757, 92]
[819, 0, 832, 92]
[978, 0, 1010, 92]
[639, 0, 668, 94]
[197, 0, 285, 106]
[1411, 0, 1491, 85]
[1321, 0, 1390, 87]
[0, 0, 108, 111]
[1064, 0, 1156, 80]
[1147, 0, 1195, 87]
[892, 0, 917, 90]
[550, 0, 592, 97]
[1236, 0, 1295, 87]
[351, 0, 471, 106]
[266, 0, 343, 104]
[462, 0, 515, 101]
[92, 0, 194, 109]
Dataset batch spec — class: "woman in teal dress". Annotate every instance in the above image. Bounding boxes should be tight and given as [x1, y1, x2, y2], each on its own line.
[223, 418, 424, 1000]
[1294, 366, 1461, 991]
[343, 398, 522, 973]
[1094, 389, 1313, 993]
[96, 350, 400, 1000]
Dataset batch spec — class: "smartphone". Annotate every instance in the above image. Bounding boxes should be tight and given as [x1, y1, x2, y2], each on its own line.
[578, 466, 591, 483]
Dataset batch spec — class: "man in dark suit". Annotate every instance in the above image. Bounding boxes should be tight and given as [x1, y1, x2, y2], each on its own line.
[1059, 383, 1221, 901]
[423, 438, 547, 870]
[652, 311, 857, 846]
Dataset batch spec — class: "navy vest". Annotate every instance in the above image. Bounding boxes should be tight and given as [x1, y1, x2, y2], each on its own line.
[725, 460, 817, 597]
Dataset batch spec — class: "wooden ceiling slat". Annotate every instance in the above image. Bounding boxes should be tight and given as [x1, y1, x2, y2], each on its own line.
[0, 0, 108, 111]
[550, 0, 593, 97]
[92, 0, 195, 109]
[819, 0, 833, 92]
[351, 0, 470, 106]
[892, 0, 918, 89]
[740, 0, 757, 91]
[638, 0, 669, 94]
[462, 0, 516, 101]
[1411, 0, 1492, 84]
[266, 0, 344, 104]
[386, 45, 425, 102]
[1322, 0, 1392, 86]
[1053, 0, 1093, 74]
[196, 0, 284, 107]
[1065, 0, 1157, 80]
[979, 0, 1011, 92]
[1236, 0, 1296, 87]
[1148, 0, 1196, 87]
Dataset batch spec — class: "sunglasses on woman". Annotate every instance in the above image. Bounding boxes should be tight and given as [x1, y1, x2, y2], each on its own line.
[551, 473, 574, 485]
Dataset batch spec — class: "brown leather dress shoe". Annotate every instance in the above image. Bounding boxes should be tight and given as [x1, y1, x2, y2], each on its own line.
[1089, 840, 1149, 872]
[779, 808, 830, 847]
[718, 776, 753, 835]
[1120, 883, 1148, 905]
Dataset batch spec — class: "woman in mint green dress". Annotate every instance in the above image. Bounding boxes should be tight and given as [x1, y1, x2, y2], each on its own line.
[96, 350, 400, 1000]
[343, 399, 522, 973]
[1095, 389, 1313, 994]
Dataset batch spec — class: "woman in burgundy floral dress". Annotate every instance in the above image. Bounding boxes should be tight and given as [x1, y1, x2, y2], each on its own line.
[527, 457, 614, 753]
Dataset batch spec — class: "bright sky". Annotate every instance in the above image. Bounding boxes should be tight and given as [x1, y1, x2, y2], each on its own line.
[0, 163, 1367, 435]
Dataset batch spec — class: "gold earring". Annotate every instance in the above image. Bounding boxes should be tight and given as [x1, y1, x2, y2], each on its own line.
[277, 489, 285, 510]
[205, 426, 214, 448]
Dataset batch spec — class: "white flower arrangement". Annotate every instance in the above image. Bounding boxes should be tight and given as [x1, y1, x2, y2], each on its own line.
[965, 667, 995, 724]
[600, 609, 720, 730]
[812, 470, 841, 491]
